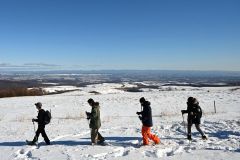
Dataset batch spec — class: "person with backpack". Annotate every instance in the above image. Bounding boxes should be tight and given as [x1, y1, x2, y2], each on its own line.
[86, 98, 105, 145]
[181, 97, 207, 140]
[27, 102, 50, 145]
[136, 97, 160, 145]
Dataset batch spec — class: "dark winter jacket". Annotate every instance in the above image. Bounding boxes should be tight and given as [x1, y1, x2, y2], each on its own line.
[139, 101, 153, 127]
[34, 109, 46, 126]
[89, 103, 101, 129]
[182, 102, 202, 123]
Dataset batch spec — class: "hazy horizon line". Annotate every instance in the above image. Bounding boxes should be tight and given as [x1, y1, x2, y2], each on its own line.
[1, 69, 240, 73]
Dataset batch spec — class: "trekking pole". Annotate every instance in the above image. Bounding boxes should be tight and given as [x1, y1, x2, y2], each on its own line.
[182, 114, 187, 135]
[33, 121, 39, 145]
[85, 111, 90, 126]
[33, 121, 36, 133]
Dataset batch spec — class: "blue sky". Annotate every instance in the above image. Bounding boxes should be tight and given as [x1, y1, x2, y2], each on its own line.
[0, 0, 240, 71]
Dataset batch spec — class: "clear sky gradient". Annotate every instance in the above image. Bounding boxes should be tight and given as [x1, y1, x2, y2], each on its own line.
[0, 0, 240, 71]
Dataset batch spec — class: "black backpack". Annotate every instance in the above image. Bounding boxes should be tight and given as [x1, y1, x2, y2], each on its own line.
[44, 110, 52, 125]
[193, 105, 202, 118]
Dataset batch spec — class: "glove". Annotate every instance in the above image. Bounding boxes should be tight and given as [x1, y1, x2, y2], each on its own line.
[32, 118, 35, 122]
[181, 110, 184, 114]
[136, 112, 141, 115]
[138, 116, 142, 120]
[85, 112, 90, 119]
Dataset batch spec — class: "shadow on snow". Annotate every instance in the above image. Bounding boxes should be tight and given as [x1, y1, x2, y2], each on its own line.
[82, 136, 142, 147]
[0, 137, 141, 147]
[0, 141, 26, 147]
[207, 130, 240, 139]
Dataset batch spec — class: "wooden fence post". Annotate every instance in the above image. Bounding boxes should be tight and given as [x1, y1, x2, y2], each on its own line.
[214, 100, 216, 113]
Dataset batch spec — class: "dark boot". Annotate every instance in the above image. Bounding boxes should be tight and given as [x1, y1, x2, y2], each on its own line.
[32, 136, 38, 144]
[97, 132, 105, 144]
[26, 140, 36, 145]
[45, 139, 50, 145]
[26, 136, 38, 145]
[202, 135, 207, 140]
[187, 134, 192, 140]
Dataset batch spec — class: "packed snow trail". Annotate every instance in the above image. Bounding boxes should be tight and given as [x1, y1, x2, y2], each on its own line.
[12, 120, 240, 160]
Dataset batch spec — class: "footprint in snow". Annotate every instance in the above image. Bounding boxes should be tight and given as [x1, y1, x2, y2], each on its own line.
[19, 149, 25, 154]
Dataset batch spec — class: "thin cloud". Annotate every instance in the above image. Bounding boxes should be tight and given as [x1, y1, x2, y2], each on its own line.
[0, 63, 62, 69]
[23, 63, 62, 67]
[0, 63, 23, 68]
[0, 63, 10, 67]
[0, 63, 106, 70]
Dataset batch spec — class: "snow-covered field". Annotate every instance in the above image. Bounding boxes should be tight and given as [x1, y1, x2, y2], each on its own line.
[0, 83, 239, 160]
[43, 85, 80, 93]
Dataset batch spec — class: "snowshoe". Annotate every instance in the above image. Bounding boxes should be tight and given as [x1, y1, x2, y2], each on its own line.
[26, 140, 37, 146]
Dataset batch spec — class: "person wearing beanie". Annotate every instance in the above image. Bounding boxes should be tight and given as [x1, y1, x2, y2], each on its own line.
[182, 97, 207, 140]
[136, 97, 160, 145]
[27, 102, 50, 145]
[86, 98, 105, 145]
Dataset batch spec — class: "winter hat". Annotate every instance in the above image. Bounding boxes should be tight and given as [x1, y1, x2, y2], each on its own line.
[139, 97, 146, 103]
[88, 98, 94, 104]
[187, 97, 194, 104]
[35, 102, 42, 108]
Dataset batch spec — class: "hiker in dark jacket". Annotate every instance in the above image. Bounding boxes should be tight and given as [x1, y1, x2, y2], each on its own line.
[136, 97, 160, 145]
[28, 102, 50, 145]
[182, 97, 207, 140]
[86, 98, 105, 145]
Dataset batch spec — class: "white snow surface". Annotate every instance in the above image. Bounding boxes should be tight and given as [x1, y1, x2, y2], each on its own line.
[0, 83, 240, 160]
[43, 86, 80, 93]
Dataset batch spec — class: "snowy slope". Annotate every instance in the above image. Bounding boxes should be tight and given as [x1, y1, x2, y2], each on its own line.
[0, 83, 239, 160]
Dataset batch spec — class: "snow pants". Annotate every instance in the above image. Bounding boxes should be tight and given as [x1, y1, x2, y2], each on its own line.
[187, 123, 204, 136]
[33, 125, 50, 144]
[142, 126, 160, 145]
[187, 117, 204, 136]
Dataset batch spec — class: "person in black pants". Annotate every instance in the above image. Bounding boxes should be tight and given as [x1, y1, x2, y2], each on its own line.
[29, 102, 50, 145]
[181, 97, 207, 140]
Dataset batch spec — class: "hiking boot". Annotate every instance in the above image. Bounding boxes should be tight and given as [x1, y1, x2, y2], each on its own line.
[98, 139, 105, 144]
[202, 135, 207, 140]
[187, 134, 192, 140]
[26, 140, 36, 146]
